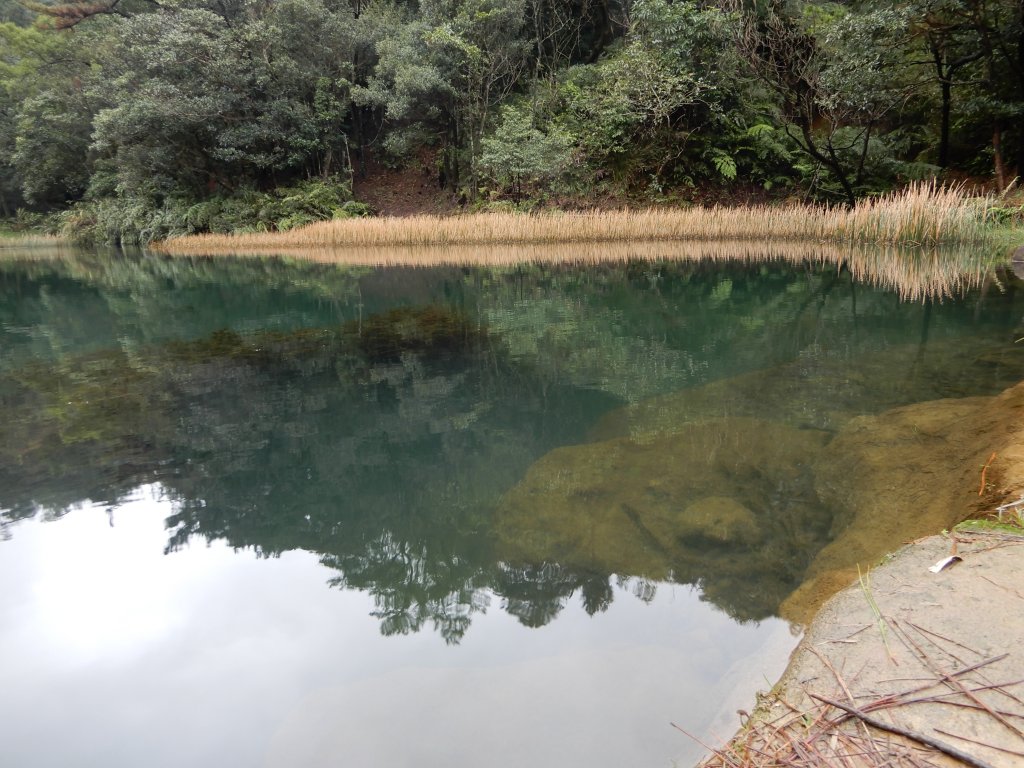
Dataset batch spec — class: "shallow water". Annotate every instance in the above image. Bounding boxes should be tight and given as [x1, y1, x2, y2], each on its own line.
[1, 246, 1022, 767]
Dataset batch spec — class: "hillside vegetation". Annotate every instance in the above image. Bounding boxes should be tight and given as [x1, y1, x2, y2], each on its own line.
[1, 0, 1023, 243]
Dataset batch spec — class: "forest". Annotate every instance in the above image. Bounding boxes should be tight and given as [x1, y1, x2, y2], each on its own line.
[1, 0, 1022, 242]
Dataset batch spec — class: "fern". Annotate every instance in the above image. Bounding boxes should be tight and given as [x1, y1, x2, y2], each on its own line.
[711, 151, 738, 181]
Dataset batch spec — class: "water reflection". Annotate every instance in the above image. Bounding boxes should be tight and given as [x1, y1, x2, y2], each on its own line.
[0, 490, 795, 768]
[163, 239, 1009, 300]
[1, 248, 1022, 640]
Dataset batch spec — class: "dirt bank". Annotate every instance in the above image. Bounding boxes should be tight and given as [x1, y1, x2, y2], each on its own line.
[698, 529, 1024, 767]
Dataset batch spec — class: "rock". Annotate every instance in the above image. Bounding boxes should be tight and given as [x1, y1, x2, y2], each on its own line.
[781, 379, 1024, 624]
[677, 496, 761, 546]
[494, 417, 831, 620]
[1012, 244, 1024, 280]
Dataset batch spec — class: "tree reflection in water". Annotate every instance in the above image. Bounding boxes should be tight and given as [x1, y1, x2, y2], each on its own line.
[2, 251, 1022, 641]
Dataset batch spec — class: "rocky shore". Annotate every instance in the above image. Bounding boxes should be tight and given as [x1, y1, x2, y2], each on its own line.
[699, 529, 1024, 767]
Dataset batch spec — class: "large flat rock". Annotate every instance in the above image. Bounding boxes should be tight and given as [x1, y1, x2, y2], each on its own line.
[701, 531, 1024, 767]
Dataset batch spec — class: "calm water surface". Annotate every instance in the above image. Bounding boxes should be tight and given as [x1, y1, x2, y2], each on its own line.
[1, 246, 1022, 767]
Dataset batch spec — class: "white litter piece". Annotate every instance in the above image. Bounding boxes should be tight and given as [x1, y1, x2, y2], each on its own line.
[928, 555, 962, 573]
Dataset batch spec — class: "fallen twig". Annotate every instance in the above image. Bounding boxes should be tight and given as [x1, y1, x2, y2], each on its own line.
[979, 452, 997, 495]
[809, 693, 997, 768]
[893, 623, 1024, 740]
[933, 728, 1024, 758]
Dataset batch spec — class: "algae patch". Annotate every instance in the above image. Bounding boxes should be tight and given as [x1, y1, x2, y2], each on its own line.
[783, 379, 1024, 623]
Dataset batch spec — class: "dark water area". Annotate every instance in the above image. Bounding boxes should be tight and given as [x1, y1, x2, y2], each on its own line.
[1, 247, 1022, 767]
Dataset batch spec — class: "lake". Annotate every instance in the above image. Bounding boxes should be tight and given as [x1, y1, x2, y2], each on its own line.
[1, 244, 1022, 767]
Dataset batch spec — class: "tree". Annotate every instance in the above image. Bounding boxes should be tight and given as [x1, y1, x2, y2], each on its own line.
[959, 0, 1024, 187]
[891, 0, 1024, 184]
[479, 102, 571, 199]
[0, 0, 34, 25]
[733, 0, 919, 206]
[551, 0, 745, 193]
[908, 0, 984, 168]
[355, 0, 529, 197]
[82, 0, 360, 198]
[1, 20, 96, 207]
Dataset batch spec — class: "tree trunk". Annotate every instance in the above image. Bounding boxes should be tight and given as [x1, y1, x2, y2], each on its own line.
[824, 134, 857, 208]
[1018, 0, 1024, 176]
[342, 135, 354, 193]
[930, 42, 952, 168]
[939, 78, 952, 168]
[994, 121, 1007, 191]
[855, 123, 872, 186]
[788, 122, 857, 208]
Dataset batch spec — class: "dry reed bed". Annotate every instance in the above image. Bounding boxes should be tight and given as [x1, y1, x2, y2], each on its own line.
[156, 184, 999, 255]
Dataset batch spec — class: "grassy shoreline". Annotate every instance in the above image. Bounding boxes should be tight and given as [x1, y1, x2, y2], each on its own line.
[153, 184, 1017, 254]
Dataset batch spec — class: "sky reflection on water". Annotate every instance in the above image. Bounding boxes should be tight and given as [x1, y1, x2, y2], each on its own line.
[0, 487, 794, 768]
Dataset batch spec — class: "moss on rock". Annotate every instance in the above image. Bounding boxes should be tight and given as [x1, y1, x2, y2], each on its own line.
[495, 417, 832, 620]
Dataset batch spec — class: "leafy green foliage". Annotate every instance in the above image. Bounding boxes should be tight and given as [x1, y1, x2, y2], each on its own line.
[1, 0, 1022, 222]
[479, 103, 571, 199]
[58, 178, 356, 244]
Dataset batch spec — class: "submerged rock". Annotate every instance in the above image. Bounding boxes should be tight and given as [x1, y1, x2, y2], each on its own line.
[591, 336, 1024, 441]
[781, 379, 1024, 623]
[495, 417, 832, 621]
[678, 496, 762, 546]
[498, 358, 1024, 625]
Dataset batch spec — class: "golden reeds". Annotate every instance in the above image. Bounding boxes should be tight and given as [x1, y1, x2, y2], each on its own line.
[155, 183, 1003, 255]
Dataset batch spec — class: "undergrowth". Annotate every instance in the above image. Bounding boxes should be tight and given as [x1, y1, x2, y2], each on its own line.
[55, 178, 371, 245]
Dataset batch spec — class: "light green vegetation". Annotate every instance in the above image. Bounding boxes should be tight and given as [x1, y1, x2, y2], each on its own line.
[955, 498, 1024, 534]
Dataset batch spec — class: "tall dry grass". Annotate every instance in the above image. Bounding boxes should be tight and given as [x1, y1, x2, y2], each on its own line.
[155, 183, 1001, 255]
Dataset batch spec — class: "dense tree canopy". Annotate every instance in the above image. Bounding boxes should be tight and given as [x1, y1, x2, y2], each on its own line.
[1, 0, 1021, 236]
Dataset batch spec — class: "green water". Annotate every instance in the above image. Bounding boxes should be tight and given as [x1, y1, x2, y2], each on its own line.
[1, 247, 1022, 767]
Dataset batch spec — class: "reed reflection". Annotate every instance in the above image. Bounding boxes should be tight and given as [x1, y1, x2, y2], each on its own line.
[175, 240, 1009, 301]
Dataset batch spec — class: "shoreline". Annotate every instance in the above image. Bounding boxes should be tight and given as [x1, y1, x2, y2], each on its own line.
[698, 529, 1024, 767]
[152, 186, 1006, 254]
[692, 375, 1024, 765]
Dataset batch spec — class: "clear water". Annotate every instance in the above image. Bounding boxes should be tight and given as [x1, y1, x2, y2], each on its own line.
[1, 247, 1022, 767]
